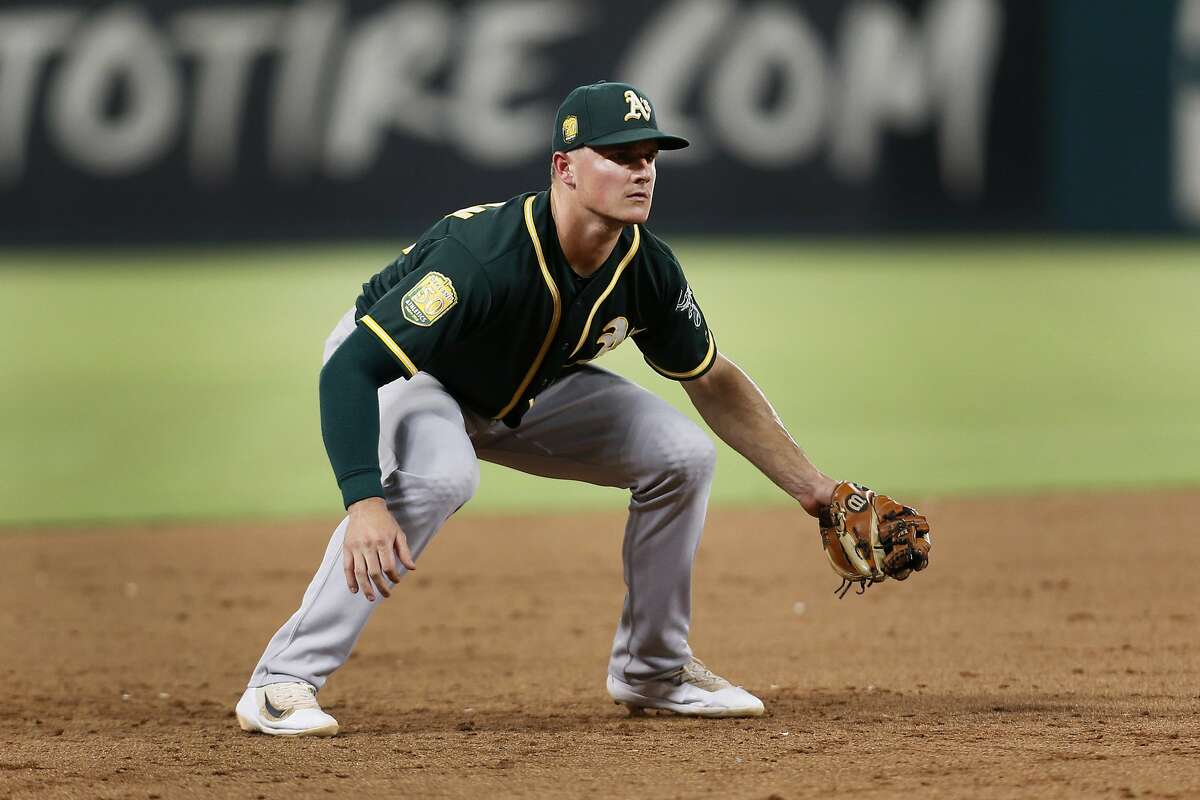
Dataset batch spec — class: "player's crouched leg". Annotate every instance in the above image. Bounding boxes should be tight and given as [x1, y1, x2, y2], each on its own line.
[376, 373, 482, 556]
[608, 414, 764, 717]
[382, 455, 480, 554]
[627, 414, 716, 504]
[609, 413, 717, 688]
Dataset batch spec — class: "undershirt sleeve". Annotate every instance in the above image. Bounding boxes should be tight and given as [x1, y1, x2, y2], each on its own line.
[322, 237, 492, 507]
[319, 325, 407, 508]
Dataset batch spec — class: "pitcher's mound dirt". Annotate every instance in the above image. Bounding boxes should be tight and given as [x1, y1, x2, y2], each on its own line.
[2, 491, 1198, 799]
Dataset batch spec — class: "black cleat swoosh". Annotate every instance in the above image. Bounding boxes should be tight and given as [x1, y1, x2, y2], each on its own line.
[261, 692, 292, 721]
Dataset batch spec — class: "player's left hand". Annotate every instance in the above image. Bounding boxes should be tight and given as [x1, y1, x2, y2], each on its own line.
[343, 497, 416, 602]
[817, 481, 931, 597]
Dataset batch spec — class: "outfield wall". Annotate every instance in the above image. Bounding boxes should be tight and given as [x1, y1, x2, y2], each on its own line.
[1, 0, 1196, 241]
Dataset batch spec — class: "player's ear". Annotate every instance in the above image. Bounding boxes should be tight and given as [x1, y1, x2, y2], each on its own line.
[553, 152, 575, 189]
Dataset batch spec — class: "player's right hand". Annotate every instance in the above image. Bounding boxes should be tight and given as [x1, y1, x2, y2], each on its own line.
[343, 497, 416, 601]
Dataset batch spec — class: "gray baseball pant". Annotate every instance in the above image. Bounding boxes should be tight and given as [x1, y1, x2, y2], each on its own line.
[247, 309, 715, 690]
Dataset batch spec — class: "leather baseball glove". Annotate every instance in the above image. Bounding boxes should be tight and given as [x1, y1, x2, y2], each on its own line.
[818, 482, 931, 598]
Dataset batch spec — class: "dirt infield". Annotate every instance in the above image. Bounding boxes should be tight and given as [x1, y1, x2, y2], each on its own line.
[2, 490, 1198, 799]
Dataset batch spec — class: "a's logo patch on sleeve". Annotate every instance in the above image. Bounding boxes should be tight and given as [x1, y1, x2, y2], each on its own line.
[402, 271, 458, 327]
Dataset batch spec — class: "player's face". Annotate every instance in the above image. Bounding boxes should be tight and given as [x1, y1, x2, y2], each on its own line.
[573, 141, 658, 225]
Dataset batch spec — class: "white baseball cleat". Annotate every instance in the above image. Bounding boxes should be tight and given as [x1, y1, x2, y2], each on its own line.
[607, 658, 765, 718]
[235, 682, 339, 737]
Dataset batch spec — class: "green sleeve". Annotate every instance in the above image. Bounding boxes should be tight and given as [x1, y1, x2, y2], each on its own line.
[358, 237, 493, 375]
[633, 255, 717, 381]
[319, 325, 406, 508]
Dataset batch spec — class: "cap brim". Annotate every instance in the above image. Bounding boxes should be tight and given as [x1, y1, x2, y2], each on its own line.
[584, 128, 690, 150]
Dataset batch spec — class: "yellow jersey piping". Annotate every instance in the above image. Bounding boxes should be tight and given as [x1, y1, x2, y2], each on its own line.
[567, 225, 641, 359]
[360, 314, 419, 377]
[645, 331, 716, 380]
[495, 195, 562, 419]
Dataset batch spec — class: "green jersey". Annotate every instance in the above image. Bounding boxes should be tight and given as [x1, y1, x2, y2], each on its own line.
[355, 190, 716, 428]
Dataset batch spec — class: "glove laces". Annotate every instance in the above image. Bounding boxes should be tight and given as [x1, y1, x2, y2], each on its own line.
[835, 576, 880, 599]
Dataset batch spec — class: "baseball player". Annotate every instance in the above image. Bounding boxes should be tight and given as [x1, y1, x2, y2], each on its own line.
[235, 81, 930, 736]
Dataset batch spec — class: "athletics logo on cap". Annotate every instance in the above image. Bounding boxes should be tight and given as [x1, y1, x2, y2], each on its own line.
[623, 90, 652, 122]
[562, 115, 578, 144]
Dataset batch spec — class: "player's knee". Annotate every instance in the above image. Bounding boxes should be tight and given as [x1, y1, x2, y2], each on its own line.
[426, 463, 479, 513]
[391, 461, 478, 518]
[637, 421, 716, 490]
[675, 430, 717, 487]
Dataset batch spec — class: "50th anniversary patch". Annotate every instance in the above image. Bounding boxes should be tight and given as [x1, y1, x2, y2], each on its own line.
[402, 272, 458, 327]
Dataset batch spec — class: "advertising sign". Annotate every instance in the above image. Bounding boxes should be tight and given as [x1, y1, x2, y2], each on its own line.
[0, 0, 1046, 241]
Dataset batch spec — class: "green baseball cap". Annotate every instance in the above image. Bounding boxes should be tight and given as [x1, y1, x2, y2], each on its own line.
[553, 81, 689, 153]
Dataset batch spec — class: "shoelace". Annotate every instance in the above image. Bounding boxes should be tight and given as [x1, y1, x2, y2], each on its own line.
[265, 683, 320, 710]
[677, 659, 732, 691]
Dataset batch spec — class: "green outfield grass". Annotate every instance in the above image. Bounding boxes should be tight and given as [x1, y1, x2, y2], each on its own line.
[1, 240, 1197, 526]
